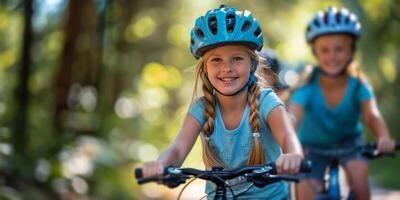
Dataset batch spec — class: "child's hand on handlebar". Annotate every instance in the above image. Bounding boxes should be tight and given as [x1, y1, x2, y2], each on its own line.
[142, 160, 165, 177]
[377, 136, 396, 153]
[275, 153, 304, 175]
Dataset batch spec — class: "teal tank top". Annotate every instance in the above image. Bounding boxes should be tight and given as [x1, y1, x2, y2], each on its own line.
[289, 69, 374, 147]
[189, 88, 288, 199]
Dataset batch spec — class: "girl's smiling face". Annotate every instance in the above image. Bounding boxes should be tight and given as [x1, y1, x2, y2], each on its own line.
[313, 34, 354, 76]
[205, 45, 253, 96]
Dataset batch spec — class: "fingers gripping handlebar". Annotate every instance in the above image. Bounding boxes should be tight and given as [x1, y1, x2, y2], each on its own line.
[134, 160, 312, 188]
[361, 141, 400, 159]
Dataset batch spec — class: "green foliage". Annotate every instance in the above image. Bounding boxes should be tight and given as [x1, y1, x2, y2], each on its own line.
[0, 0, 399, 199]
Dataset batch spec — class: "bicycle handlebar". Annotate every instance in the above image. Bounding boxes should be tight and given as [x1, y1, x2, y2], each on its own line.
[135, 160, 311, 188]
[361, 141, 400, 159]
[363, 141, 400, 149]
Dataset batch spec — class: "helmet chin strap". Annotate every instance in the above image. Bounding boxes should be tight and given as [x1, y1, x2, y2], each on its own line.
[205, 59, 257, 97]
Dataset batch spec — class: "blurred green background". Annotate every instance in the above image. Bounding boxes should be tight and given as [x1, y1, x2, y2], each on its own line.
[0, 0, 399, 199]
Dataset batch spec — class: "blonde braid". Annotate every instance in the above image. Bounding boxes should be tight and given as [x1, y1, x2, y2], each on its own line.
[200, 70, 216, 138]
[247, 78, 266, 165]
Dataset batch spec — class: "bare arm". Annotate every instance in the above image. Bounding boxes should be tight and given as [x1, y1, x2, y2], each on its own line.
[268, 105, 303, 174]
[142, 114, 201, 177]
[269, 106, 303, 154]
[361, 99, 395, 152]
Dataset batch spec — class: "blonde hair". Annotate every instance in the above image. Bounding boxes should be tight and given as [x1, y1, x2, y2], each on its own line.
[190, 47, 266, 169]
[256, 59, 280, 90]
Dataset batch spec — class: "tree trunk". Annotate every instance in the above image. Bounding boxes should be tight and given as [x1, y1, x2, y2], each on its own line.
[13, 0, 33, 157]
[53, 0, 101, 131]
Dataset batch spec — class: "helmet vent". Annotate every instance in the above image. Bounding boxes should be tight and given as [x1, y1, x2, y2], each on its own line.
[195, 28, 204, 38]
[313, 19, 320, 27]
[345, 16, 350, 24]
[253, 27, 261, 37]
[208, 16, 218, 35]
[323, 14, 329, 24]
[335, 13, 341, 23]
[241, 20, 251, 32]
[226, 14, 236, 33]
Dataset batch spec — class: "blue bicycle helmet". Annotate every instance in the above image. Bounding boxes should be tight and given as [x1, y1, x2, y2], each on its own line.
[190, 5, 263, 59]
[306, 6, 361, 43]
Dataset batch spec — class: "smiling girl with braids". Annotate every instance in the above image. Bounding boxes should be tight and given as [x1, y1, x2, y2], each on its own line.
[141, 5, 303, 199]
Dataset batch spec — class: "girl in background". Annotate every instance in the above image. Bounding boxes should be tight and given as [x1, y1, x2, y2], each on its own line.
[289, 6, 396, 200]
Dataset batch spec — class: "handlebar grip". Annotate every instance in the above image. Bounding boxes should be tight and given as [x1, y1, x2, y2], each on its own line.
[366, 141, 400, 149]
[269, 160, 312, 174]
[134, 166, 174, 180]
[135, 168, 143, 179]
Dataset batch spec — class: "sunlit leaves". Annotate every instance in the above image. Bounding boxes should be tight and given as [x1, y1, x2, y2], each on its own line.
[114, 97, 139, 119]
[35, 159, 51, 182]
[0, 48, 17, 70]
[67, 84, 98, 112]
[139, 87, 169, 110]
[360, 0, 389, 22]
[167, 24, 188, 46]
[137, 143, 159, 162]
[79, 87, 98, 112]
[0, 7, 23, 46]
[59, 136, 107, 178]
[43, 31, 63, 58]
[161, 47, 190, 67]
[0, 142, 12, 155]
[0, 102, 6, 116]
[1, 0, 399, 198]
[165, 104, 187, 141]
[124, 16, 156, 43]
[379, 57, 396, 83]
[114, 62, 183, 121]
[0, 12, 7, 30]
[141, 62, 182, 89]
[71, 176, 89, 194]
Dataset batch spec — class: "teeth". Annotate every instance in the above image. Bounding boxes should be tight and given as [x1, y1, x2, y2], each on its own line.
[221, 78, 235, 82]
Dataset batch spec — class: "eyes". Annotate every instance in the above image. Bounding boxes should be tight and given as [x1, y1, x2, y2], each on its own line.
[209, 56, 245, 64]
[314, 44, 352, 54]
[316, 45, 350, 55]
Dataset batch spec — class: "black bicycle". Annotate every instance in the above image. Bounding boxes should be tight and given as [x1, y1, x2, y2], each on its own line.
[312, 141, 400, 200]
[135, 161, 312, 200]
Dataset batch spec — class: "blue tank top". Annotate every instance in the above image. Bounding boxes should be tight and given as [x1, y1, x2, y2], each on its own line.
[189, 88, 288, 199]
[289, 69, 374, 147]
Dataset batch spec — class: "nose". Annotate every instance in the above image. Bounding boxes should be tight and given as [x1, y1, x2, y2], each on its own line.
[323, 50, 336, 64]
[326, 50, 335, 59]
[221, 60, 233, 72]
